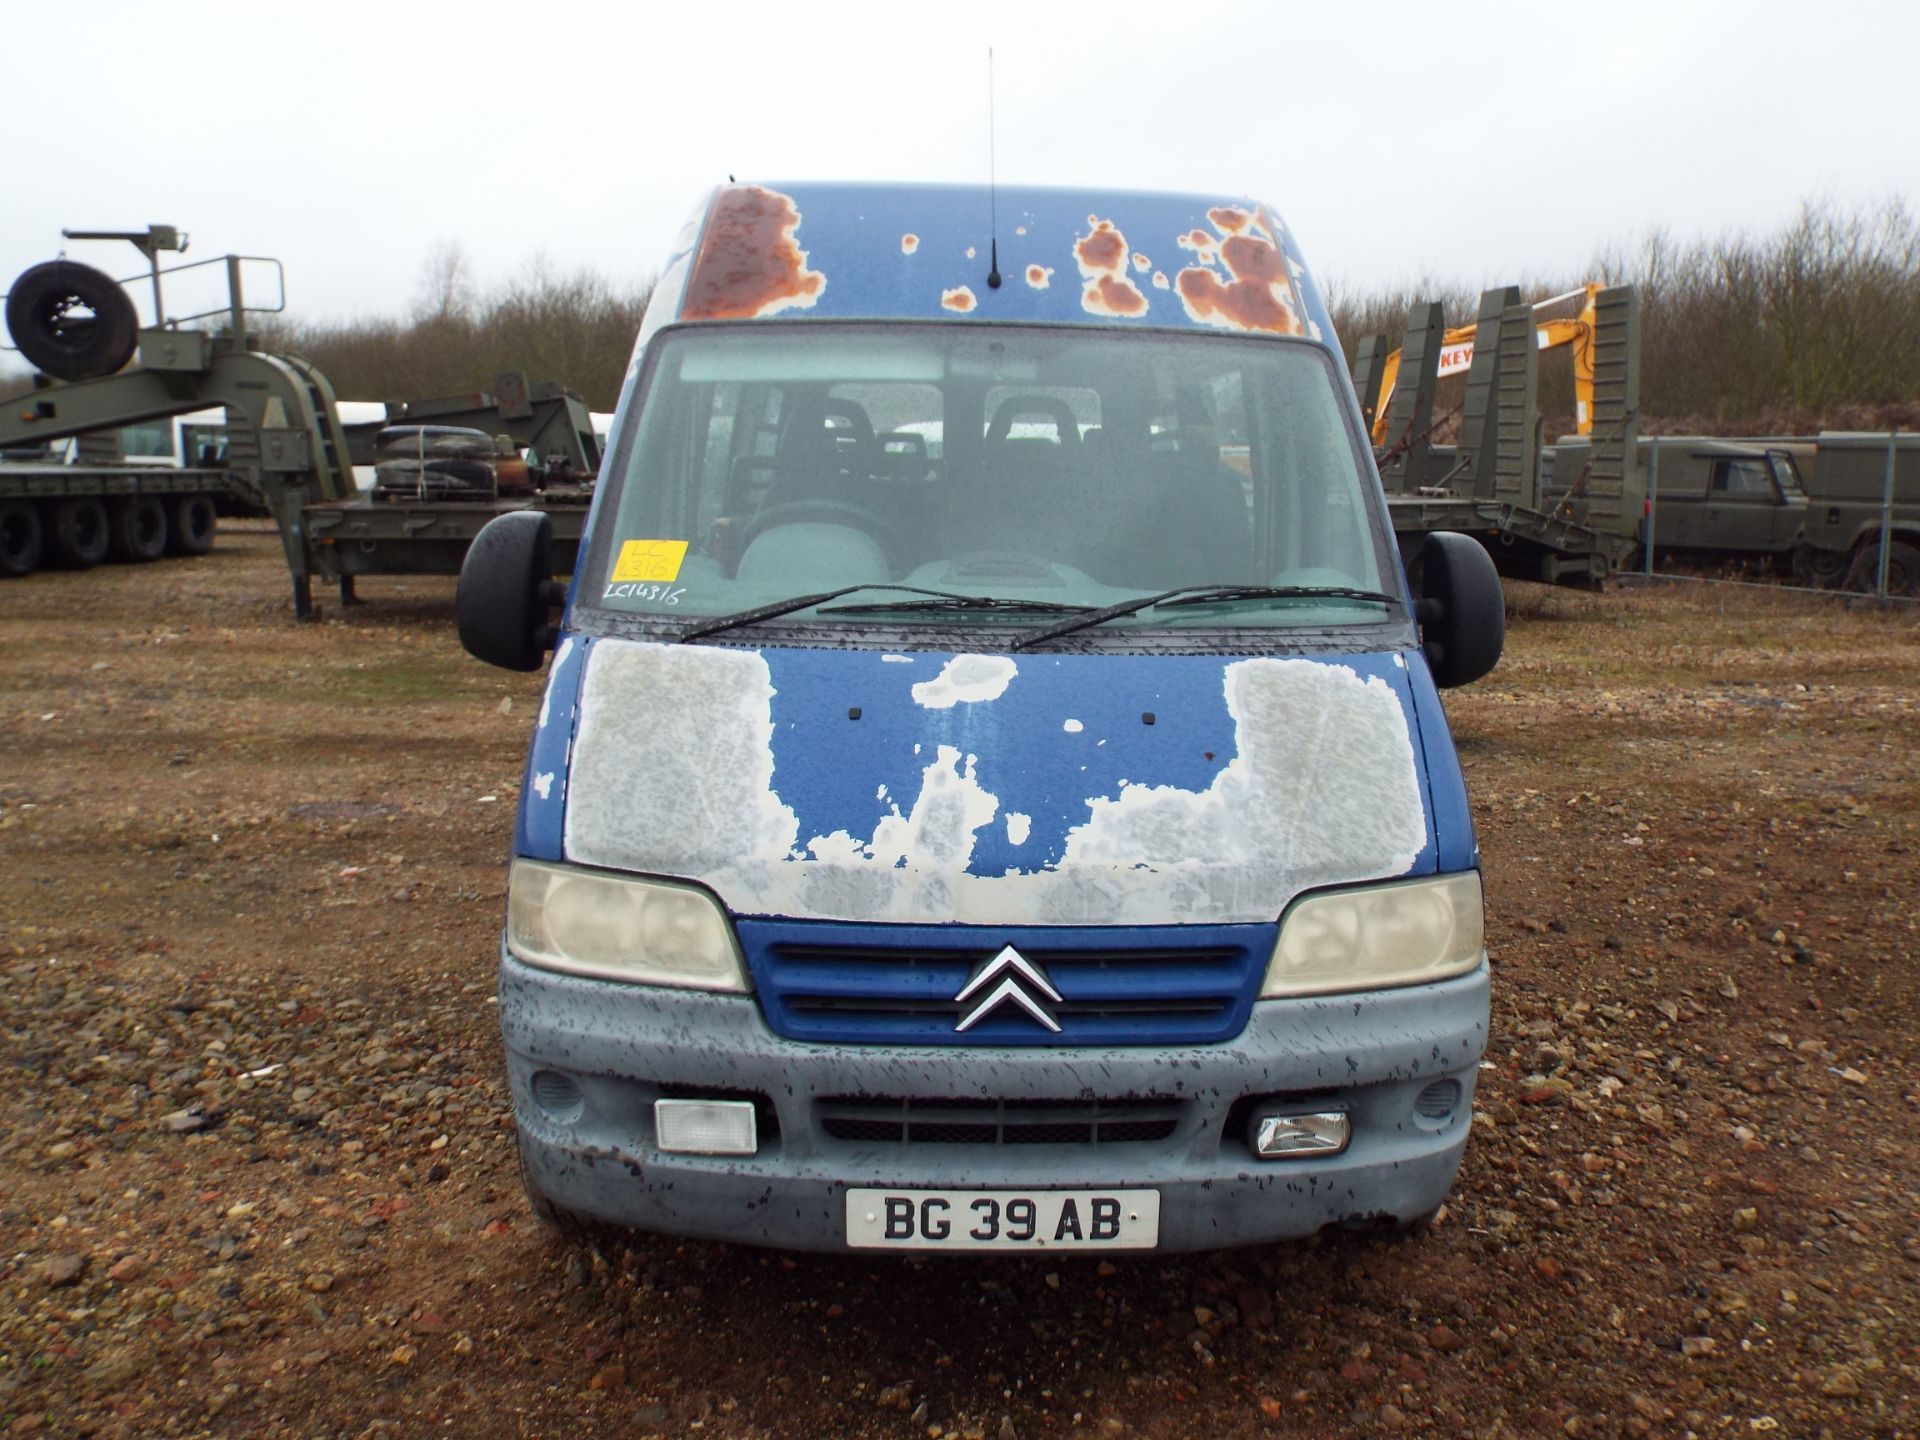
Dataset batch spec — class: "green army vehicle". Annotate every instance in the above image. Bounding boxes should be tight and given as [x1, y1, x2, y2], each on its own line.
[1543, 437, 1811, 575]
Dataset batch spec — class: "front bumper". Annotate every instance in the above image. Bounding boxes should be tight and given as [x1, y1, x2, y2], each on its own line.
[499, 948, 1489, 1253]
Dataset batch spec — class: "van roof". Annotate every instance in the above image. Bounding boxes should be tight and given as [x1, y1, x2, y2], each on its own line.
[664, 182, 1332, 343]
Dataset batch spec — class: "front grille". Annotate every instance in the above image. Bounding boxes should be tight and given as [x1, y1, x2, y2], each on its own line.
[738, 918, 1274, 1047]
[816, 1095, 1182, 1146]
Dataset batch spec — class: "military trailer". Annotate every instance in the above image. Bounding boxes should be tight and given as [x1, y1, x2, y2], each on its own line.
[0, 456, 223, 577]
[0, 227, 600, 614]
[1352, 285, 1638, 589]
[1361, 285, 1914, 596]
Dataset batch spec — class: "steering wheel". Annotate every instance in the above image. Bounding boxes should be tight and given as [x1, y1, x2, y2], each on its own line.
[736, 499, 902, 571]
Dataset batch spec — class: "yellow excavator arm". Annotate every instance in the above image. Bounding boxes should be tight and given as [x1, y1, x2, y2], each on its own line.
[1368, 284, 1599, 445]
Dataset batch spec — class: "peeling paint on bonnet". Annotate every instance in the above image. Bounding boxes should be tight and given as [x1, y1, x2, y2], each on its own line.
[516, 634, 585, 863]
[562, 639, 1429, 927]
[911, 655, 1016, 709]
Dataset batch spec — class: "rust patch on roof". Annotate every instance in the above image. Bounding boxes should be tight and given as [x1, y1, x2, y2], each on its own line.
[1151, 270, 1169, 289]
[1074, 218, 1148, 318]
[1177, 229, 1218, 259]
[1016, 225, 1028, 235]
[1086, 276, 1147, 316]
[1132, 252, 1150, 272]
[901, 234, 919, 255]
[1075, 220, 1127, 274]
[1026, 264, 1053, 289]
[1173, 206, 1302, 335]
[966, 246, 977, 260]
[941, 286, 978, 312]
[682, 185, 825, 320]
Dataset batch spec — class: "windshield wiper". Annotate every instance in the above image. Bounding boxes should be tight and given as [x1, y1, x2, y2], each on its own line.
[1156, 584, 1398, 609]
[677, 585, 1083, 643]
[1010, 584, 1397, 650]
[819, 596, 1093, 617]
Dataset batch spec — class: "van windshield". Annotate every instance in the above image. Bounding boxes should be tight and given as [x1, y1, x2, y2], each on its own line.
[584, 323, 1397, 635]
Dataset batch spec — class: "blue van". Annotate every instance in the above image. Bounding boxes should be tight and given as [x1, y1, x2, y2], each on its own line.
[457, 183, 1504, 1253]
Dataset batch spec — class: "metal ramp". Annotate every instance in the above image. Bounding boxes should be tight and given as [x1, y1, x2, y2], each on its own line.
[1553, 285, 1640, 536]
[1377, 303, 1443, 494]
[1456, 286, 1540, 504]
[1490, 296, 1542, 507]
[1351, 335, 1392, 438]
[1376, 285, 1623, 588]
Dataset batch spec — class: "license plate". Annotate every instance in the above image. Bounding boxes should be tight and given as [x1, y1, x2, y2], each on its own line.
[846, 1188, 1160, 1250]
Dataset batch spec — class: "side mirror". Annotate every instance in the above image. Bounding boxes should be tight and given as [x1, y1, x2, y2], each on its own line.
[458, 511, 563, 671]
[1412, 532, 1504, 688]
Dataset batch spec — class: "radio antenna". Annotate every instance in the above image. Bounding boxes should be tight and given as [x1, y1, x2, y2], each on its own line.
[986, 47, 1002, 289]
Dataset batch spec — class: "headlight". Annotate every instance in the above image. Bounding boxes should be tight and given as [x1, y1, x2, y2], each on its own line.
[1261, 872, 1484, 998]
[506, 860, 748, 991]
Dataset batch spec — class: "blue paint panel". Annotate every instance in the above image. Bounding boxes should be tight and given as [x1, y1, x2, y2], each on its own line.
[763, 648, 1235, 873]
[681, 182, 1337, 342]
[760, 648, 1430, 881]
[512, 635, 589, 862]
[1404, 652, 1479, 874]
[739, 917, 1275, 1047]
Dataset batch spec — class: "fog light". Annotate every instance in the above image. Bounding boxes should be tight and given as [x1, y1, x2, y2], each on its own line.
[654, 1098, 758, 1156]
[1251, 1111, 1350, 1159]
[529, 1069, 584, 1123]
[1413, 1079, 1462, 1120]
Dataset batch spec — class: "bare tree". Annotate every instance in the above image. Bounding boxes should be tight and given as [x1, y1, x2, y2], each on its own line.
[413, 239, 477, 326]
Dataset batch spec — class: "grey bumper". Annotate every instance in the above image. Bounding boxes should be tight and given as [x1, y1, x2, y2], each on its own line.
[499, 949, 1489, 1253]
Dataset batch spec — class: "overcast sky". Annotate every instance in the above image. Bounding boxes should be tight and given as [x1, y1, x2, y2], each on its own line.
[4, 0, 1917, 331]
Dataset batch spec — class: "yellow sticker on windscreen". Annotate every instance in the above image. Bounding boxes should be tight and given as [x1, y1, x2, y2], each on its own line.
[611, 539, 690, 583]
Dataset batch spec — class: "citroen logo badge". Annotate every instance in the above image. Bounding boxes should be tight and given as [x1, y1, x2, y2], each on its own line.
[953, 946, 1063, 1033]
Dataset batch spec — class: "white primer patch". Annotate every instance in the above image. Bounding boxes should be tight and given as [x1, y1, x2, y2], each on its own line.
[911, 654, 1017, 709]
[563, 644, 1427, 927]
[781, 745, 1000, 922]
[538, 637, 574, 730]
[1055, 660, 1426, 918]
[881, 654, 915, 664]
[564, 644, 798, 880]
[1062, 718, 1084, 734]
[532, 772, 555, 801]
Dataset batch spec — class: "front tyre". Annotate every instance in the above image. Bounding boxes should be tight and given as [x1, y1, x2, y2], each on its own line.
[1792, 544, 1850, 589]
[1846, 540, 1919, 597]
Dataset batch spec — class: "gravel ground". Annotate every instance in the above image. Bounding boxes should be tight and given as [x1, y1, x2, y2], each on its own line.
[1, 527, 1916, 1439]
